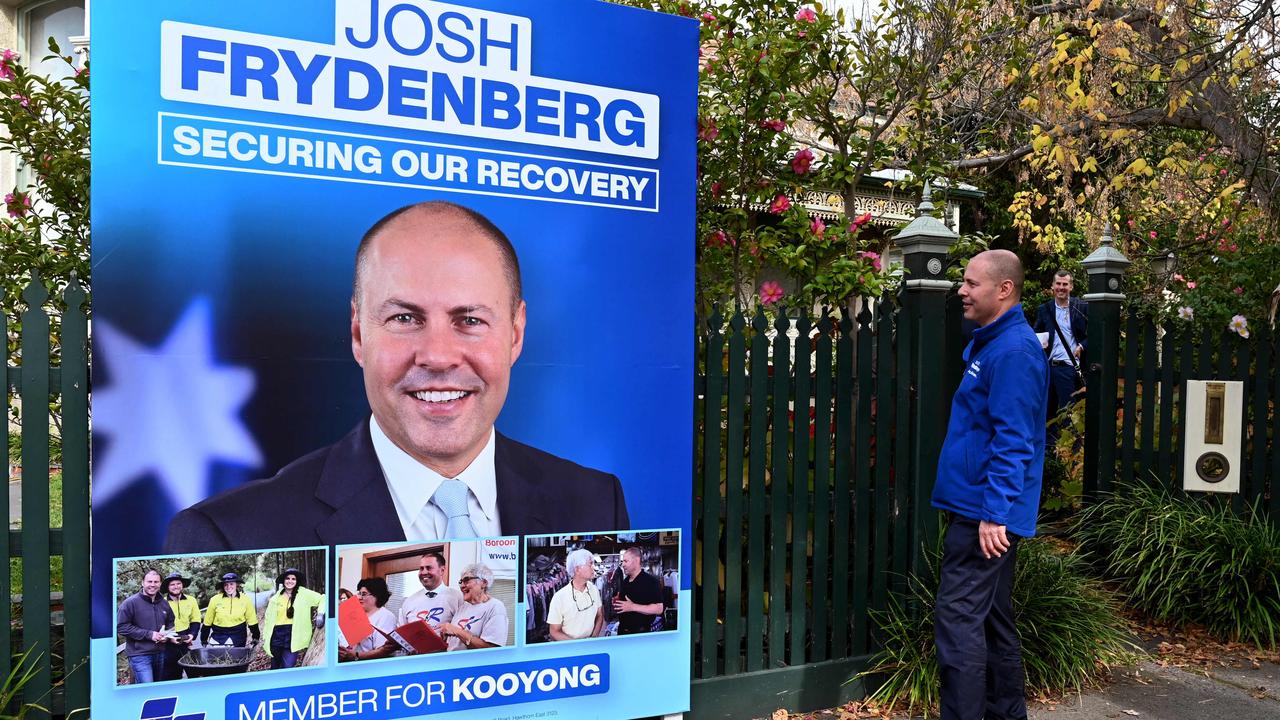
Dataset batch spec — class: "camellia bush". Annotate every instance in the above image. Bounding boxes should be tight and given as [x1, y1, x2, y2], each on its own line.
[0, 40, 90, 356]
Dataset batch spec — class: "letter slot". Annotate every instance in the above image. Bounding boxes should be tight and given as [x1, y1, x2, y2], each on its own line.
[1182, 379, 1242, 494]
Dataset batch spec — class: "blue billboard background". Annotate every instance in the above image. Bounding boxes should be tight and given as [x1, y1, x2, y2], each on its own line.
[91, 1, 695, 717]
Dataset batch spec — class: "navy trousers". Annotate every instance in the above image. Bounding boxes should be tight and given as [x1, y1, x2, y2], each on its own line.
[1046, 363, 1080, 420]
[935, 517, 1026, 720]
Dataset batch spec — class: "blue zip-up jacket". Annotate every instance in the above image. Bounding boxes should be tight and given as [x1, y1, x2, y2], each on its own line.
[933, 303, 1048, 538]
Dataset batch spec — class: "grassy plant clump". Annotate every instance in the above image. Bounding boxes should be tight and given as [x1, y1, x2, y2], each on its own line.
[1075, 480, 1280, 648]
[860, 537, 1137, 717]
[1, 649, 48, 719]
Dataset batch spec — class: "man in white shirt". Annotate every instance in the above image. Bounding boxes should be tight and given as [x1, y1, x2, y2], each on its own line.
[1033, 269, 1088, 426]
[165, 201, 630, 553]
[398, 551, 464, 630]
[368, 550, 462, 659]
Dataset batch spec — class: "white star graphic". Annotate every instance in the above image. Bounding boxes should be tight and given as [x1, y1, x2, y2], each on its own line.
[93, 299, 262, 509]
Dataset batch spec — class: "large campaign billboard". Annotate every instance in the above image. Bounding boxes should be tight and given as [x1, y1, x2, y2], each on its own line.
[90, 1, 696, 717]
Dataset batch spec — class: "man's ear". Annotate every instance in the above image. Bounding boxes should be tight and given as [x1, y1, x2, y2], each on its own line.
[510, 300, 527, 366]
[351, 300, 364, 367]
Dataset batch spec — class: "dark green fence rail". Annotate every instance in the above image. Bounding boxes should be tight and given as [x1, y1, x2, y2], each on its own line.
[1114, 309, 1279, 521]
[5, 273, 90, 719]
[691, 298, 954, 717]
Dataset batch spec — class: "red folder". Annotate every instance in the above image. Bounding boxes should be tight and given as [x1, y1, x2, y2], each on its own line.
[383, 619, 448, 654]
[338, 596, 373, 647]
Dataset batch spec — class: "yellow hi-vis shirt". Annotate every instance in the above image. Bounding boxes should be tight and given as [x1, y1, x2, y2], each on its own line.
[204, 593, 257, 629]
[262, 586, 325, 656]
[166, 594, 201, 633]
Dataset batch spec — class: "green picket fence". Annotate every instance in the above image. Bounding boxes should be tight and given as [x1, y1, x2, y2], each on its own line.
[690, 297, 966, 717]
[1114, 309, 1279, 520]
[9, 260, 1276, 720]
[5, 273, 91, 719]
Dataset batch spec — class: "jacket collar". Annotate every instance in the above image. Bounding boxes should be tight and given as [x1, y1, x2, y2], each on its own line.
[968, 303, 1026, 357]
[310, 419, 550, 541]
[313, 419, 406, 545]
[494, 434, 551, 535]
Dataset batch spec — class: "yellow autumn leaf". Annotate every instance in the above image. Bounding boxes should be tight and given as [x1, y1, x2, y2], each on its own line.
[1149, 66, 1161, 82]
[1086, 0, 1102, 9]
[1174, 58, 1190, 74]
[1032, 134, 1052, 152]
[1081, 157, 1099, 173]
[1124, 158, 1149, 175]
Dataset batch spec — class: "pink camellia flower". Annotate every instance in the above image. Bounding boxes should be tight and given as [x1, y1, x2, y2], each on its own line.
[710, 181, 723, 198]
[791, 148, 814, 175]
[858, 250, 882, 272]
[1233, 286, 1244, 295]
[760, 118, 786, 132]
[11, 93, 28, 108]
[850, 212, 873, 230]
[795, 7, 818, 22]
[810, 217, 825, 236]
[1149, 230, 1157, 239]
[701, 11, 715, 23]
[0, 49, 18, 79]
[1172, 273, 1184, 282]
[1186, 281, 1197, 290]
[4, 191, 29, 218]
[1178, 306, 1194, 321]
[768, 194, 791, 214]
[1229, 314, 1250, 339]
[1126, 219, 1135, 228]
[759, 280, 785, 306]
[707, 229, 728, 248]
[698, 119, 719, 142]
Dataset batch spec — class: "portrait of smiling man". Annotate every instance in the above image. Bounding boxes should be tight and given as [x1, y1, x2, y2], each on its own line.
[164, 200, 630, 553]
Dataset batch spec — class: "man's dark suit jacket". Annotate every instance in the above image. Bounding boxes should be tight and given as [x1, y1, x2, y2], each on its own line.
[1033, 297, 1088, 357]
[163, 420, 630, 553]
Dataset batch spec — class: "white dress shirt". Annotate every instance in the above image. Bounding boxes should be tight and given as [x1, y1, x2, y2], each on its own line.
[369, 417, 502, 540]
[1049, 301, 1080, 364]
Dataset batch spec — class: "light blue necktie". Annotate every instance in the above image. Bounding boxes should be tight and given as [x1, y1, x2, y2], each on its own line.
[432, 479, 478, 539]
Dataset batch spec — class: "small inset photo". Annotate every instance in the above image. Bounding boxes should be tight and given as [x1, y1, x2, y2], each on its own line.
[114, 548, 328, 685]
[335, 538, 519, 662]
[525, 530, 680, 644]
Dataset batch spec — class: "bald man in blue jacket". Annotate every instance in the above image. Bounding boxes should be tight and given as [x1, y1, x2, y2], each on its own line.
[933, 250, 1048, 720]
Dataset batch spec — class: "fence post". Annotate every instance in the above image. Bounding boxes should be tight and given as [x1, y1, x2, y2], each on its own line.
[61, 276, 91, 714]
[19, 272, 52, 716]
[1080, 224, 1130, 502]
[891, 181, 959, 580]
